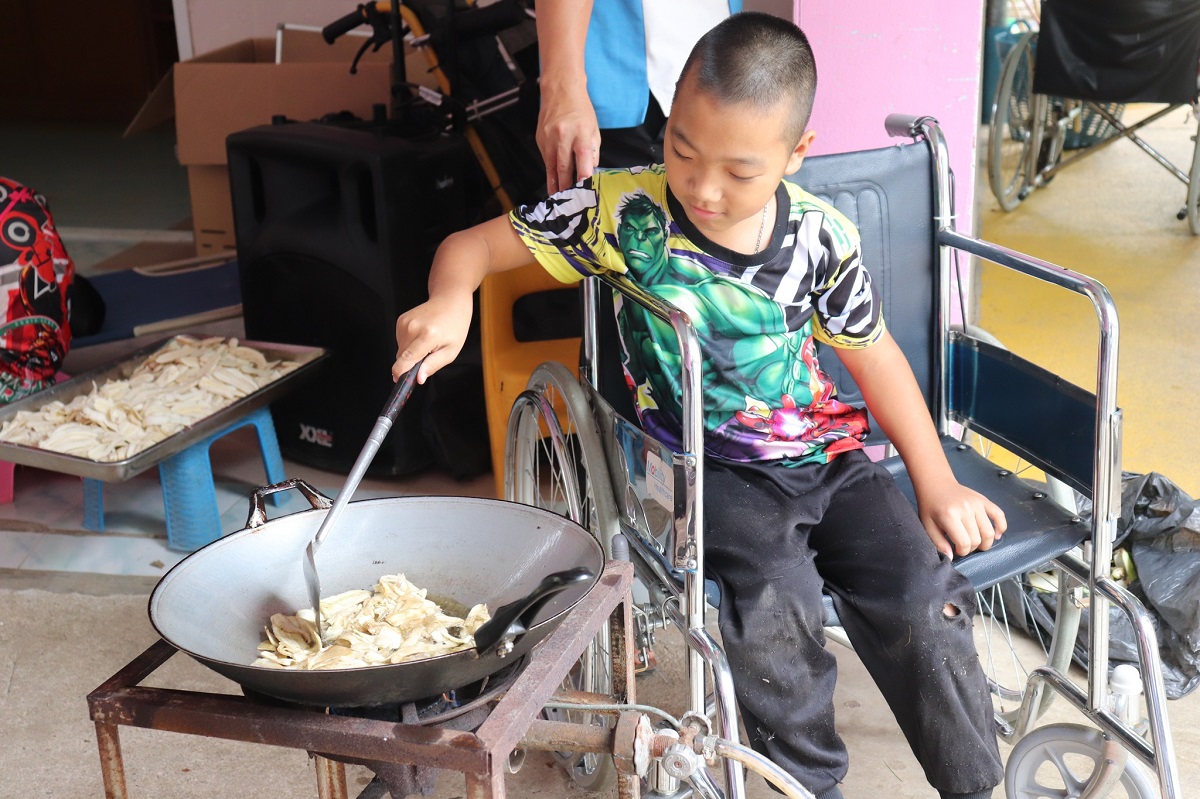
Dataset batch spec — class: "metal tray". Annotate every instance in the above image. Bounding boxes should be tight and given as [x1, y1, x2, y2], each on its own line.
[0, 335, 328, 482]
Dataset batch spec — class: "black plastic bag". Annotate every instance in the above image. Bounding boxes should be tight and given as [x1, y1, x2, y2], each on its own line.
[1024, 472, 1200, 698]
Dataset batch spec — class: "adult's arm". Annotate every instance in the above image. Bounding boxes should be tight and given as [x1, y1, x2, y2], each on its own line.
[535, 0, 601, 194]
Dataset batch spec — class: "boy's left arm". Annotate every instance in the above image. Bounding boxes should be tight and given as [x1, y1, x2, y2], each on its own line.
[836, 330, 1007, 557]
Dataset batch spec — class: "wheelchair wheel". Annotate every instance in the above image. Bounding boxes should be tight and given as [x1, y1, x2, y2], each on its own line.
[1005, 723, 1156, 799]
[989, 31, 1040, 211]
[1186, 121, 1200, 235]
[505, 361, 620, 792]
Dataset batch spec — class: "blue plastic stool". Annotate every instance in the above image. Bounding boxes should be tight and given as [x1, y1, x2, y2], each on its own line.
[82, 406, 286, 551]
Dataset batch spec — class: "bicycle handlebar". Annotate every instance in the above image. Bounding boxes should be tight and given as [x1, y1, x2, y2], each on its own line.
[322, 5, 372, 44]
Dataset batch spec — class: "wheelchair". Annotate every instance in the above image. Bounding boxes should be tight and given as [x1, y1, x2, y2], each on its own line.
[987, 0, 1200, 232]
[492, 114, 1185, 799]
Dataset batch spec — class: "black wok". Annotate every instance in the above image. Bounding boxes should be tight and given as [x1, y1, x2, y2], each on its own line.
[148, 479, 603, 707]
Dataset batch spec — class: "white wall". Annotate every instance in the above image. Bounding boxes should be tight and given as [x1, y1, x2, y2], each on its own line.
[173, 0, 358, 58]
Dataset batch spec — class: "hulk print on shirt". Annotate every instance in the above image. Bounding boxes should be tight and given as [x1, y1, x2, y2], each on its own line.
[510, 165, 883, 466]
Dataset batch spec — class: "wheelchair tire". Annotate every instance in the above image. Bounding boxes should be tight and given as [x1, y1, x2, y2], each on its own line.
[1005, 723, 1156, 799]
[1186, 121, 1200, 235]
[505, 361, 620, 792]
[989, 31, 1040, 212]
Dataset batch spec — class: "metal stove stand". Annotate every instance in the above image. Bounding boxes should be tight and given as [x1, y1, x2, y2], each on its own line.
[88, 561, 638, 799]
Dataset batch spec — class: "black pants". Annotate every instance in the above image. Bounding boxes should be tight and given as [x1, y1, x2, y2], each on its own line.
[703, 452, 1004, 796]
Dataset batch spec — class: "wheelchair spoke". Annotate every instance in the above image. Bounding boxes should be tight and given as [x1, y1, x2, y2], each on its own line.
[968, 450, 1059, 725]
[504, 362, 621, 792]
[977, 586, 1026, 706]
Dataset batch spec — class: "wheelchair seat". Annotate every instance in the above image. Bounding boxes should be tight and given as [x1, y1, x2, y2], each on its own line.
[708, 425, 1092, 626]
[818, 434, 1090, 628]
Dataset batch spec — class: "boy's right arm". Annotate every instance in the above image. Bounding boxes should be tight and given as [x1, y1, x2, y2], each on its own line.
[392, 215, 533, 384]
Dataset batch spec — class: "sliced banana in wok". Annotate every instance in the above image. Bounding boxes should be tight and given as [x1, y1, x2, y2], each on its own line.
[253, 573, 492, 671]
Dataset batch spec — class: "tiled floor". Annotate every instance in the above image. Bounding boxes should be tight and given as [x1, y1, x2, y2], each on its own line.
[977, 103, 1200, 498]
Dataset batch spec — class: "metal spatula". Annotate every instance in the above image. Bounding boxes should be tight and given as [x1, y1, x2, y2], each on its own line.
[304, 359, 424, 644]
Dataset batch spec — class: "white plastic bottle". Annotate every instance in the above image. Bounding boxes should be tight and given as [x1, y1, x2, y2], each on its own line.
[1108, 663, 1144, 727]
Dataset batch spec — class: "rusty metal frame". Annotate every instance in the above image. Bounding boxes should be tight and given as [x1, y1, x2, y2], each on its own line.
[89, 561, 637, 799]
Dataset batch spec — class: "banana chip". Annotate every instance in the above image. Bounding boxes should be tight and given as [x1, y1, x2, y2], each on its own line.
[0, 336, 299, 462]
[252, 573, 491, 670]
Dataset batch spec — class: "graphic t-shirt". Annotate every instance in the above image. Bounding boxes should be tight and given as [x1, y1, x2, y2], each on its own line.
[509, 165, 885, 466]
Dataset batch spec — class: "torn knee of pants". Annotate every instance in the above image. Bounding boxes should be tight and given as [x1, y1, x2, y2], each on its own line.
[943, 602, 962, 618]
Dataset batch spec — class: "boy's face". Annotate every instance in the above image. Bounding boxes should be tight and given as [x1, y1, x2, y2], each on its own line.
[664, 75, 815, 242]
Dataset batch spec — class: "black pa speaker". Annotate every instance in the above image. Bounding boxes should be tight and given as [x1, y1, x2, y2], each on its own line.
[227, 122, 483, 476]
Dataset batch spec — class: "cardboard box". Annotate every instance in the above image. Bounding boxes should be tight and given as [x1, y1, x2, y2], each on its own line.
[127, 28, 435, 255]
[186, 165, 238, 255]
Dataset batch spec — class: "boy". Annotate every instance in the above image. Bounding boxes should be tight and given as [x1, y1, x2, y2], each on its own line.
[393, 12, 1006, 799]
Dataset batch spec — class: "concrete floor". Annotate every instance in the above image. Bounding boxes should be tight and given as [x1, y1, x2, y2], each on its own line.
[0, 579, 937, 799]
[976, 103, 1200, 497]
[1, 106, 1199, 798]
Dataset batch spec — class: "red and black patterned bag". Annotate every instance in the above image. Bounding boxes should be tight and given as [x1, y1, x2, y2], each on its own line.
[0, 177, 74, 402]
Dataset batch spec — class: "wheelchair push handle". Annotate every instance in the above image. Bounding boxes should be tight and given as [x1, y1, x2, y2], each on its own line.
[885, 113, 940, 140]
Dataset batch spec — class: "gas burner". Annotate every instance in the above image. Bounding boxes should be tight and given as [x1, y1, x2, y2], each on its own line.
[332, 653, 530, 726]
[319, 656, 529, 797]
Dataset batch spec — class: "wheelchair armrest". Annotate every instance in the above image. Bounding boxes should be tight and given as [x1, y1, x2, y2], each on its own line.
[938, 229, 1121, 566]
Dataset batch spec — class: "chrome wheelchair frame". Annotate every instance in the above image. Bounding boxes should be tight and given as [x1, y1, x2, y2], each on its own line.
[504, 115, 1182, 799]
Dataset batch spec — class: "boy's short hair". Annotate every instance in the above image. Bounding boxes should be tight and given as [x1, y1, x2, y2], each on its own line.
[677, 12, 818, 146]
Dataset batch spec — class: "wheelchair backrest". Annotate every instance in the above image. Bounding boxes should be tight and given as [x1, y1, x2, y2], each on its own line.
[791, 141, 939, 445]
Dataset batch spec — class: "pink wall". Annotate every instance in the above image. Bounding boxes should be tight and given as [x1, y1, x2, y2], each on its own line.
[795, 1, 985, 234]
